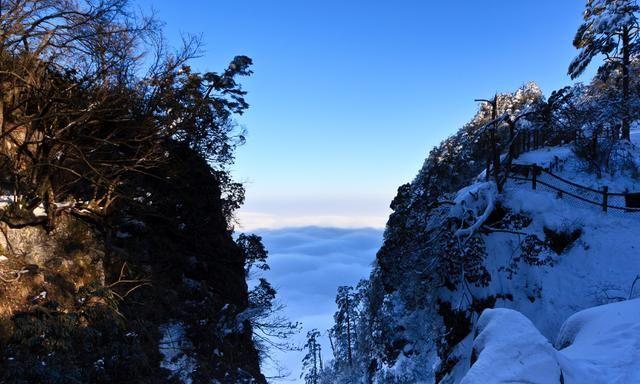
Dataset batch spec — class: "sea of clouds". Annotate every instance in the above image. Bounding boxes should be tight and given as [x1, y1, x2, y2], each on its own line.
[251, 226, 383, 381]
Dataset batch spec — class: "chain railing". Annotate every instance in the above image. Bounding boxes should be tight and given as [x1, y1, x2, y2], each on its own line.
[480, 122, 635, 215]
[507, 164, 640, 214]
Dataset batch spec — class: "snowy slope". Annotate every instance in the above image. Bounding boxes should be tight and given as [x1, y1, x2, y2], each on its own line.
[438, 139, 640, 383]
[462, 299, 640, 384]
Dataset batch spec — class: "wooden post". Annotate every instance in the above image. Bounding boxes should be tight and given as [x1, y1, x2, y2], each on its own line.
[532, 164, 537, 190]
[602, 186, 608, 212]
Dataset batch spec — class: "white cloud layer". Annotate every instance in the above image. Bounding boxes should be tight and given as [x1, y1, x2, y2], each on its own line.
[250, 226, 383, 382]
[235, 193, 393, 230]
[238, 211, 388, 231]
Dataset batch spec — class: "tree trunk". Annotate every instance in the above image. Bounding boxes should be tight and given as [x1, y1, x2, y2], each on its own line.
[622, 26, 631, 140]
[592, 127, 598, 158]
[491, 95, 501, 191]
[312, 342, 317, 384]
[328, 331, 337, 359]
[345, 296, 353, 368]
[0, 99, 4, 135]
[44, 182, 56, 231]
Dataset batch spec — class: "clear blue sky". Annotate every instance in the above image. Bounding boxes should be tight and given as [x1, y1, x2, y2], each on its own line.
[139, 0, 595, 229]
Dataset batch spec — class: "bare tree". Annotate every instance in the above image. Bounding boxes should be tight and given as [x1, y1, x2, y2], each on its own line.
[0, 0, 251, 232]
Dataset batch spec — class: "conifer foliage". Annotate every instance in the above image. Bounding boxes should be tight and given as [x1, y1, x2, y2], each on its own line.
[569, 0, 640, 139]
[301, 329, 323, 384]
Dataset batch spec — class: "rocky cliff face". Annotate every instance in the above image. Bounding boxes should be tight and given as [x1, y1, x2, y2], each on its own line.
[0, 144, 265, 384]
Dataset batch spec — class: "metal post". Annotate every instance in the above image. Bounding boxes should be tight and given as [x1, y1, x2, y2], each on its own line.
[602, 186, 608, 212]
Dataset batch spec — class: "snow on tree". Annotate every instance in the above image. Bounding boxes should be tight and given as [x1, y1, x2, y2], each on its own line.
[330, 286, 357, 370]
[301, 329, 323, 384]
[569, 0, 640, 139]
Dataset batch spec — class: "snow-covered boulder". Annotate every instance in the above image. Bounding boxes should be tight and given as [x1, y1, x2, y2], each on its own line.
[462, 299, 640, 384]
[462, 308, 561, 384]
[556, 298, 640, 383]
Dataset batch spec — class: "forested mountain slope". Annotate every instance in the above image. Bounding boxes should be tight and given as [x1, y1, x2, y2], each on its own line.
[316, 83, 640, 383]
[0, 1, 270, 383]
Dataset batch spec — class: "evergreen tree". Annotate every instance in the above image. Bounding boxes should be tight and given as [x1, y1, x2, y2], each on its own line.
[301, 329, 322, 384]
[569, 0, 640, 139]
[331, 286, 358, 369]
[237, 233, 270, 276]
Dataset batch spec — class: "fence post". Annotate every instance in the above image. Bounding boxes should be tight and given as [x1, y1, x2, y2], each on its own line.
[532, 131, 536, 150]
[531, 164, 537, 190]
[602, 186, 608, 212]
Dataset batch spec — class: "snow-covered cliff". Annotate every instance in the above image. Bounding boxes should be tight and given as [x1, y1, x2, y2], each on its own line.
[317, 80, 640, 383]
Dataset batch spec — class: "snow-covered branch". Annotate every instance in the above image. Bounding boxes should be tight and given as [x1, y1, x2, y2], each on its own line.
[450, 182, 497, 241]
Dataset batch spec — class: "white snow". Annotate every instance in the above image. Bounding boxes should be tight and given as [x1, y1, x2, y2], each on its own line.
[159, 322, 196, 384]
[462, 308, 561, 384]
[440, 140, 640, 382]
[450, 182, 497, 239]
[513, 145, 573, 168]
[556, 299, 640, 383]
[462, 299, 640, 384]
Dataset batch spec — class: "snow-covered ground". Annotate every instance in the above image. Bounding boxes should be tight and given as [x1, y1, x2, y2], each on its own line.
[463, 299, 640, 383]
[514, 127, 640, 193]
[446, 137, 640, 383]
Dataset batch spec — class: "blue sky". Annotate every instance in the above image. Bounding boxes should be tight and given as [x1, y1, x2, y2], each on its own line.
[140, 0, 596, 229]
[136, 1, 601, 381]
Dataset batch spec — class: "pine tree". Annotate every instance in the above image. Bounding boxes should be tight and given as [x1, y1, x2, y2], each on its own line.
[569, 0, 640, 139]
[237, 233, 270, 277]
[301, 329, 322, 384]
[332, 286, 358, 369]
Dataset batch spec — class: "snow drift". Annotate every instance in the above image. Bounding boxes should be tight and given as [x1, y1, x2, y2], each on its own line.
[464, 299, 640, 384]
